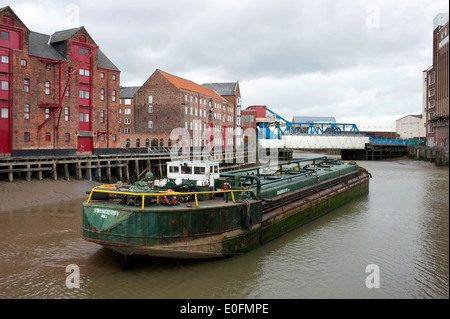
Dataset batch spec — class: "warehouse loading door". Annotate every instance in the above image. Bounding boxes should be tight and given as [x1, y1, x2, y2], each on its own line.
[0, 100, 11, 154]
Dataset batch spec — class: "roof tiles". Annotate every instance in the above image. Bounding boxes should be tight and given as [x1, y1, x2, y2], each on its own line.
[157, 69, 226, 102]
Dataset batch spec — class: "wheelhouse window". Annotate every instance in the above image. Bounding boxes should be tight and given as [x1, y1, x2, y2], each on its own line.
[169, 166, 179, 173]
[181, 165, 192, 174]
[194, 166, 206, 175]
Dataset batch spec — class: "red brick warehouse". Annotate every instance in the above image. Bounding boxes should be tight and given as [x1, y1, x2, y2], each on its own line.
[0, 6, 121, 156]
[425, 14, 449, 148]
[120, 69, 243, 152]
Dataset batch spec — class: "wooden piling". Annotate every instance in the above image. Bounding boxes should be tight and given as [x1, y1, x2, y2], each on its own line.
[37, 164, 43, 181]
[107, 161, 111, 183]
[64, 163, 70, 181]
[87, 161, 92, 181]
[135, 159, 139, 181]
[8, 165, 13, 182]
[76, 162, 82, 180]
[52, 163, 57, 180]
[26, 163, 31, 181]
[118, 161, 123, 181]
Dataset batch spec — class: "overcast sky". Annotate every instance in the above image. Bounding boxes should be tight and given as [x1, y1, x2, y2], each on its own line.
[4, 0, 449, 124]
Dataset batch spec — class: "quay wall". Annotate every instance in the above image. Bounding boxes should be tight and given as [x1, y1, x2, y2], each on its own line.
[407, 145, 449, 167]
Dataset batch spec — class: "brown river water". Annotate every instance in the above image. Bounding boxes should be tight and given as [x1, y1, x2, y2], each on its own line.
[0, 158, 448, 299]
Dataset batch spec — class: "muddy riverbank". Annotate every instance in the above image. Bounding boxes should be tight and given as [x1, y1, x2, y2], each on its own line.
[0, 179, 101, 212]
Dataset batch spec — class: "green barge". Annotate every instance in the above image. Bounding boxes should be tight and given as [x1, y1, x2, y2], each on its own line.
[82, 157, 370, 258]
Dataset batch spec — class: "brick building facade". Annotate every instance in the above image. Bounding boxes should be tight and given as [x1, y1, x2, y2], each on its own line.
[425, 13, 449, 148]
[240, 109, 257, 144]
[0, 6, 121, 156]
[202, 81, 242, 146]
[120, 69, 242, 151]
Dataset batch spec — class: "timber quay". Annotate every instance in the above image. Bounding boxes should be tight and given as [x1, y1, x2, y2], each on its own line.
[407, 145, 449, 167]
[0, 149, 292, 183]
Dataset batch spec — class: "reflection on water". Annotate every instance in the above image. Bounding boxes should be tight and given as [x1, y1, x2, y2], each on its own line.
[0, 160, 448, 299]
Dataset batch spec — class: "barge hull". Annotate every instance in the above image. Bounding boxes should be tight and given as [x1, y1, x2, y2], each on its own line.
[222, 173, 369, 256]
[83, 172, 369, 258]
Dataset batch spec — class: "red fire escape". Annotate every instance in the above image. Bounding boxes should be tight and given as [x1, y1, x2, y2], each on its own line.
[37, 47, 99, 133]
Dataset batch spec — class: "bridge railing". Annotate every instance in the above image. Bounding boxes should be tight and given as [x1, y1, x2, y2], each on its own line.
[258, 122, 361, 139]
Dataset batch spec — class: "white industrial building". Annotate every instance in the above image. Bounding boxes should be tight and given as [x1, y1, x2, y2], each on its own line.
[396, 115, 426, 140]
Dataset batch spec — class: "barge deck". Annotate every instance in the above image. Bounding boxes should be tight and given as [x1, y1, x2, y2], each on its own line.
[82, 157, 370, 258]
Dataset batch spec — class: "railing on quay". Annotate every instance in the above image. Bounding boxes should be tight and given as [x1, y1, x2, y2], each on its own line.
[370, 138, 424, 146]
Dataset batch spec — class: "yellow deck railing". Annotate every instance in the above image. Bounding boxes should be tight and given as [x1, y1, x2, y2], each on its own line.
[87, 185, 259, 209]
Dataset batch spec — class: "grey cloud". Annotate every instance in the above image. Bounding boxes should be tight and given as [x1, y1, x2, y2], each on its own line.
[7, 0, 449, 123]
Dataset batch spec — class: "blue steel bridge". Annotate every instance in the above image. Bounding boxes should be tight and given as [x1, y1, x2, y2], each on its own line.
[255, 107, 369, 150]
